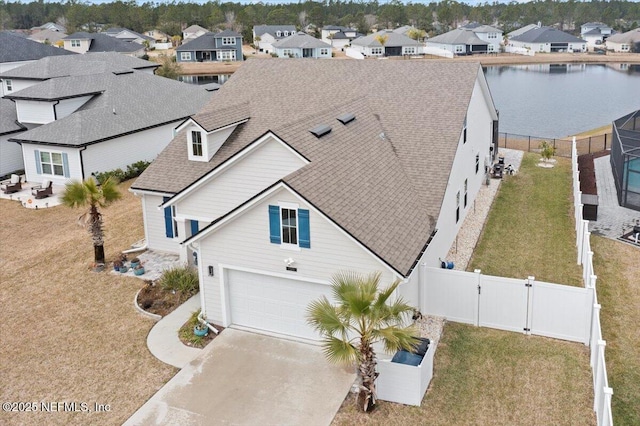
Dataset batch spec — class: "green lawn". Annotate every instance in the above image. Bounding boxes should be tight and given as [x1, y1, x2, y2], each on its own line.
[591, 237, 640, 425]
[469, 153, 583, 286]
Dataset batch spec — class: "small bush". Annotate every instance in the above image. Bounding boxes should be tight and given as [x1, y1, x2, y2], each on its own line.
[539, 140, 557, 161]
[159, 265, 199, 294]
[94, 160, 151, 184]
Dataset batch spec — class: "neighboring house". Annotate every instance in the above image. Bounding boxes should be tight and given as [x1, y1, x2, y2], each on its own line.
[0, 31, 74, 74]
[393, 25, 428, 42]
[0, 53, 209, 184]
[272, 32, 332, 58]
[427, 28, 491, 55]
[145, 29, 170, 43]
[130, 59, 499, 341]
[253, 25, 297, 54]
[182, 25, 208, 43]
[320, 25, 361, 49]
[105, 28, 156, 48]
[176, 30, 243, 62]
[460, 23, 503, 52]
[606, 28, 640, 53]
[62, 32, 145, 56]
[31, 22, 66, 33]
[507, 23, 539, 39]
[351, 29, 422, 56]
[28, 29, 67, 45]
[0, 98, 27, 176]
[580, 22, 614, 49]
[507, 26, 587, 53]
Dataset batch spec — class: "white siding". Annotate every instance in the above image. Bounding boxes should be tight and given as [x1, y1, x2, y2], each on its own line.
[15, 100, 55, 124]
[82, 122, 178, 176]
[0, 133, 24, 176]
[3, 78, 38, 95]
[56, 96, 93, 119]
[141, 193, 181, 254]
[177, 136, 306, 221]
[197, 187, 398, 324]
[22, 143, 81, 184]
[63, 39, 90, 54]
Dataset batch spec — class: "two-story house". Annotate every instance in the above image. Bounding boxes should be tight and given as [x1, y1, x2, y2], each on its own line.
[580, 22, 614, 49]
[182, 25, 208, 43]
[176, 30, 243, 62]
[320, 25, 361, 50]
[130, 59, 499, 341]
[273, 32, 332, 58]
[62, 32, 145, 56]
[253, 25, 297, 54]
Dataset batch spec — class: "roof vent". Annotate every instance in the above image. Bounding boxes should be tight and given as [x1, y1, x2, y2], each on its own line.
[337, 113, 355, 125]
[310, 124, 332, 138]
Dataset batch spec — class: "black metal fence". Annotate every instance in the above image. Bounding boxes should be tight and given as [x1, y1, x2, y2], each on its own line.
[498, 132, 612, 157]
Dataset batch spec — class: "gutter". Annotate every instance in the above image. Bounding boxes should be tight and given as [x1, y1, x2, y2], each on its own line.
[79, 145, 87, 180]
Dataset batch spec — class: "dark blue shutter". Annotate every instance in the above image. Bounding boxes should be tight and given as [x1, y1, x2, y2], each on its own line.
[268, 205, 281, 244]
[298, 209, 310, 249]
[34, 150, 42, 174]
[190, 219, 199, 236]
[62, 153, 70, 178]
[163, 197, 174, 238]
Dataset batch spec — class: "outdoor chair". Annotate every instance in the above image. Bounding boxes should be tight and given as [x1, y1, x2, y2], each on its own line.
[31, 180, 53, 199]
[1, 174, 22, 194]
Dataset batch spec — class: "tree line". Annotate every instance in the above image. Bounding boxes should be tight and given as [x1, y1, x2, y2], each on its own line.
[1, 0, 639, 44]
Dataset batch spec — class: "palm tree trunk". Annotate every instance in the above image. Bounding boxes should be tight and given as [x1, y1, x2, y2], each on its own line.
[89, 205, 105, 264]
[357, 339, 378, 412]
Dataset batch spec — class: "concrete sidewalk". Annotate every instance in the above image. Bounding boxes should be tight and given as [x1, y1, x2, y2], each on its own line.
[147, 294, 202, 368]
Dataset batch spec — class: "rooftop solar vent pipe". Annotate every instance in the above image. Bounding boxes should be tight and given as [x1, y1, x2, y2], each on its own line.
[310, 124, 332, 138]
[337, 113, 356, 125]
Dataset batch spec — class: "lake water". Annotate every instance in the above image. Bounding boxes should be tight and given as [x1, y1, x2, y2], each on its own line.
[484, 63, 640, 138]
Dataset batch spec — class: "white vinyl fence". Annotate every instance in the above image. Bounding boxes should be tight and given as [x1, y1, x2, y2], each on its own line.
[422, 268, 593, 344]
[572, 138, 614, 426]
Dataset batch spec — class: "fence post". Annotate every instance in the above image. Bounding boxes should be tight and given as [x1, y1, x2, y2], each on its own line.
[604, 133, 607, 151]
[504, 133, 507, 148]
[589, 137, 592, 154]
[526, 276, 535, 335]
[593, 339, 606, 412]
[590, 304, 601, 367]
[528, 136, 531, 152]
[590, 274, 598, 289]
[603, 387, 614, 426]
[474, 269, 481, 327]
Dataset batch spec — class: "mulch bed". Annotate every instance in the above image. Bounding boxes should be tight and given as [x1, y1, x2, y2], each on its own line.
[577, 150, 610, 195]
[136, 281, 196, 317]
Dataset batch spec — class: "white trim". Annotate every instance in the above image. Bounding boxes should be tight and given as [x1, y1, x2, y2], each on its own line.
[174, 118, 207, 134]
[279, 201, 299, 210]
[475, 68, 499, 121]
[219, 266, 229, 326]
[162, 132, 309, 208]
[128, 187, 175, 198]
[175, 213, 214, 223]
[187, 182, 403, 280]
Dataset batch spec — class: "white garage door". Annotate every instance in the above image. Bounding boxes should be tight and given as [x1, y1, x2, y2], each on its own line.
[227, 270, 333, 341]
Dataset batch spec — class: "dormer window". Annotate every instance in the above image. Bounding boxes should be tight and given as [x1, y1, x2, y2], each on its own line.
[222, 37, 235, 45]
[276, 31, 281, 37]
[70, 39, 81, 47]
[5, 79, 12, 92]
[191, 131, 203, 156]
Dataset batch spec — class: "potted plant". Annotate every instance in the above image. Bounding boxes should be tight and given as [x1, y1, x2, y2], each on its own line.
[194, 322, 208, 337]
[133, 264, 145, 276]
[130, 257, 141, 269]
[113, 259, 124, 271]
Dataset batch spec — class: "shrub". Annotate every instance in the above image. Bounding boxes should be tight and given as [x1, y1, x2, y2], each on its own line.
[159, 265, 199, 294]
[94, 160, 151, 184]
[539, 140, 557, 161]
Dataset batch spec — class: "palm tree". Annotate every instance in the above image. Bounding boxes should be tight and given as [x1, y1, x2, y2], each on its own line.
[61, 177, 122, 265]
[307, 271, 418, 412]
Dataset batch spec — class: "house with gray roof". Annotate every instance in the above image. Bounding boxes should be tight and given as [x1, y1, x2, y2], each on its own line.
[272, 32, 331, 58]
[28, 29, 68, 45]
[0, 31, 74, 75]
[31, 22, 66, 33]
[0, 98, 27, 176]
[253, 25, 297, 54]
[320, 25, 361, 49]
[182, 25, 208, 43]
[62, 32, 145, 56]
[605, 28, 640, 53]
[104, 28, 155, 47]
[426, 28, 488, 55]
[176, 30, 243, 62]
[130, 59, 499, 341]
[507, 26, 586, 53]
[0, 55, 211, 184]
[351, 29, 422, 56]
[580, 22, 614, 49]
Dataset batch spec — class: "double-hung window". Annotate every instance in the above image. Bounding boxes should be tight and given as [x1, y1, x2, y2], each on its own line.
[320, 48, 328, 55]
[180, 52, 192, 61]
[70, 40, 81, 47]
[221, 37, 235, 45]
[371, 47, 383, 55]
[191, 131, 203, 156]
[6, 79, 12, 92]
[269, 204, 310, 249]
[35, 150, 69, 177]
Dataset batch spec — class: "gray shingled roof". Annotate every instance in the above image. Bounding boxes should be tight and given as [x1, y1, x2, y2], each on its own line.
[0, 31, 75, 63]
[510, 26, 585, 43]
[428, 28, 488, 45]
[0, 52, 158, 80]
[507, 24, 539, 38]
[216, 29, 242, 38]
[5, 72, 110, 101]
[63, 32, 143, 53]
[0, 98, 25, 135]
[607, 28, 640, 44]
[472, 25, 502, 34]
[351, 29, 421, 47]
[272, 32, 331, 49]
[253, 25, 297, 38]
[177, 32, 240, 51]
[28, 29, 67, 44]
[183, 25, 208, 34]
[132, 59, 486, 275]
[10, 72, 212, 146]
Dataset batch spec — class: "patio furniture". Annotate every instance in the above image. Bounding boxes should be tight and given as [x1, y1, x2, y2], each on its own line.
[1, 174, 22, 194]
[31, 180, 53, 199]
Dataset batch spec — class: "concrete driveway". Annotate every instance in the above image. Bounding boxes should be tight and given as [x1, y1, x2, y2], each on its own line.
[125, 329, 356, 426]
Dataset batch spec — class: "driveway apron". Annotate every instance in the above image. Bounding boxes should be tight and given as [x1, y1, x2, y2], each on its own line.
[125, 328, 355, 425]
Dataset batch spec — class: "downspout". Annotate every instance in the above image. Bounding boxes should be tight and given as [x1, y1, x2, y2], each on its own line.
[187, 240, 219, 335]
[52, 100, 60, 121]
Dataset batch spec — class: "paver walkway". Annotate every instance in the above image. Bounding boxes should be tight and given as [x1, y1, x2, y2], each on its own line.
[146, 294, 202, 368]
[589, 155, 640, 239]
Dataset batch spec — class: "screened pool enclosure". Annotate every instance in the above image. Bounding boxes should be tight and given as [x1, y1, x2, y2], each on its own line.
[611, 110, 640, 211]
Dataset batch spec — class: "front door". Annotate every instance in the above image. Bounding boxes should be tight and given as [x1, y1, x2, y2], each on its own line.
[302, 48, 313, 58]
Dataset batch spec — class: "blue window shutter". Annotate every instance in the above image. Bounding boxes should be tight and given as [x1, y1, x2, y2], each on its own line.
[163, 197, 174, 238]
[62, 153, 70, 178]
[268, 205, 281, 244]
[34, 150, 42, 174]
[299, 209, 310, 249]
[190, 219, 199, 236]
